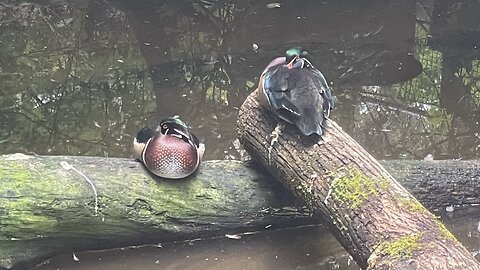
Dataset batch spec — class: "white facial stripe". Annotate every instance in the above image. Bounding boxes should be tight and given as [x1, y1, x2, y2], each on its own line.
[173, 128, 190, 138]
[171, 134, 183, 139]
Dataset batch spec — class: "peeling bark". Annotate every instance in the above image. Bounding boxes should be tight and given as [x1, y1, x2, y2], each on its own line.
[237, 91, 480, 270]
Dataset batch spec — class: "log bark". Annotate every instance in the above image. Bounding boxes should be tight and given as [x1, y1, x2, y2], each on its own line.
[0, 154, 479, 269]
[0, 154, 309, 270]
[380, 160, 480, 210]
[237, 91, 480, 270]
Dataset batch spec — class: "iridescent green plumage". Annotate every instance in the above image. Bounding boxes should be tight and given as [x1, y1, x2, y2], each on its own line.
[286, 48, 301, 63]
[285, 48, 308, 65]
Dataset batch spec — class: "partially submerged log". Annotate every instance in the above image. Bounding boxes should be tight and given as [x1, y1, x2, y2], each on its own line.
[237, 91, 480, 270]
[381, 160, 480, 210]
[0, 154, 479, 269]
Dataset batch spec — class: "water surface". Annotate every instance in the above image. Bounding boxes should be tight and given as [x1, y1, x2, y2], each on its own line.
[0, 0, 479, 269]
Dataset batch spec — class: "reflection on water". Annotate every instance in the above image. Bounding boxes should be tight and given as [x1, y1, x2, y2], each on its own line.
[35, 212, 480, 270]
[0, 0, 479, 160]
[0, 0, 479, 269]
[36, 226, 356, 270]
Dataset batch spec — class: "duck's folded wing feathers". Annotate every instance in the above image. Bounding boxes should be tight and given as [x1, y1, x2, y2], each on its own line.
[263, 67, 302, 120]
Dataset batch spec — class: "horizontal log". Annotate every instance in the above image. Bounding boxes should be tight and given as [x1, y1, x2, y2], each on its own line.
[381, 159, 480, 209]
[0, 154, 479, 269]
[0, 154, 311, 270]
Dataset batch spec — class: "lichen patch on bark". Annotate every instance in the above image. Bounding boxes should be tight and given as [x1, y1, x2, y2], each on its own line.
[330, 167, 389, 208]
[436, 220, 457, 242]
[397, 196, 424, 212]
[378, 234, 423, 260]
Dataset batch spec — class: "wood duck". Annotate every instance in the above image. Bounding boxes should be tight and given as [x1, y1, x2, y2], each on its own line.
[133, 116, 205, 179]
[257, 48, 334, 136]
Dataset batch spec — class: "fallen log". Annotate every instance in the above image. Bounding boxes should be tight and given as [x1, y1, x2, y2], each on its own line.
[0, 155, 308, 270]
[237, 91, 480, 270]
[381, 159, 480, 210]
[0, 155, 479, 269]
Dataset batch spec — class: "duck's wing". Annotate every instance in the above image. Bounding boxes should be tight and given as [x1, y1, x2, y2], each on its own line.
[133, 126, 157, 162]
[285, 66, 335, 136]
[135, 126, 156, 144]
[262, 65, 302, 122]
[310, 68, 334, 117]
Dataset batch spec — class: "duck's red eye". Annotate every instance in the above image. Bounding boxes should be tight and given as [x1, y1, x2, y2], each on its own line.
[162, 124, 168, 130]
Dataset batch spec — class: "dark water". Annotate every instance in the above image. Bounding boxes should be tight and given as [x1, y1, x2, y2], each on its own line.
[1, 0, 479, 269]
[1, 0, 479, 160]
[33, 214, 480, 270]
[35, 225, 355, 270]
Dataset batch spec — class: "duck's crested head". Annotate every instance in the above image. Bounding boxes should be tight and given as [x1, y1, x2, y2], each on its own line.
[158, 116, 189, 135]
[286, 47, 301, 59]
[158, 115, 201, 148]
[285, 47, 310, 69]
[286, 47, 308, 61]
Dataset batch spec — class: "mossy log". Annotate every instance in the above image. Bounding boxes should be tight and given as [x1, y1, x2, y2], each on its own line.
[0, 154, 308, 270]
[237, 91, 480, 270]
[0, 154, 479, 270]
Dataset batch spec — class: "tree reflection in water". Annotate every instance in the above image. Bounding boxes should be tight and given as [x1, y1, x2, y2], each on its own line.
[0, 1, 479, 270]
[0, 0, 479, 160]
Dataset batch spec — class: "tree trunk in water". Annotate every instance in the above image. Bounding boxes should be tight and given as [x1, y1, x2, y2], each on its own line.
[0, 154, 479, 269]
[236, 91, 480, 270]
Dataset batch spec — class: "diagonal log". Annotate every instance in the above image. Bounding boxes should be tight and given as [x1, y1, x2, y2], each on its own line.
[237, 91, 480, 270]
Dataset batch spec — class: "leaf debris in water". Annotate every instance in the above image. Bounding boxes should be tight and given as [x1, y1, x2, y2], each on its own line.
[266, 3, 281, 9]
[225, 234, 242, 240]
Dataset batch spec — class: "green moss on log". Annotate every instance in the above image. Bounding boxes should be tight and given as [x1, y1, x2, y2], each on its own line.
[330, 167, 389, 208]
[102, 171, 230, 225]
[0, 161, 89, 240]
[398, 196, 424, 212]
[378, 234, 423, 260]
[436, 220, 457, 242]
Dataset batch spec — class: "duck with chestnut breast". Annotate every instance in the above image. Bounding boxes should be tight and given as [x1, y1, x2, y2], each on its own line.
[133, 116, 205, 179]
[256, 48, 334, 136]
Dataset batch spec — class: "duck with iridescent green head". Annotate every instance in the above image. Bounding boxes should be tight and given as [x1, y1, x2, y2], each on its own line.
[256, 48, 334, 136]
[133, 116, 205, 179]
